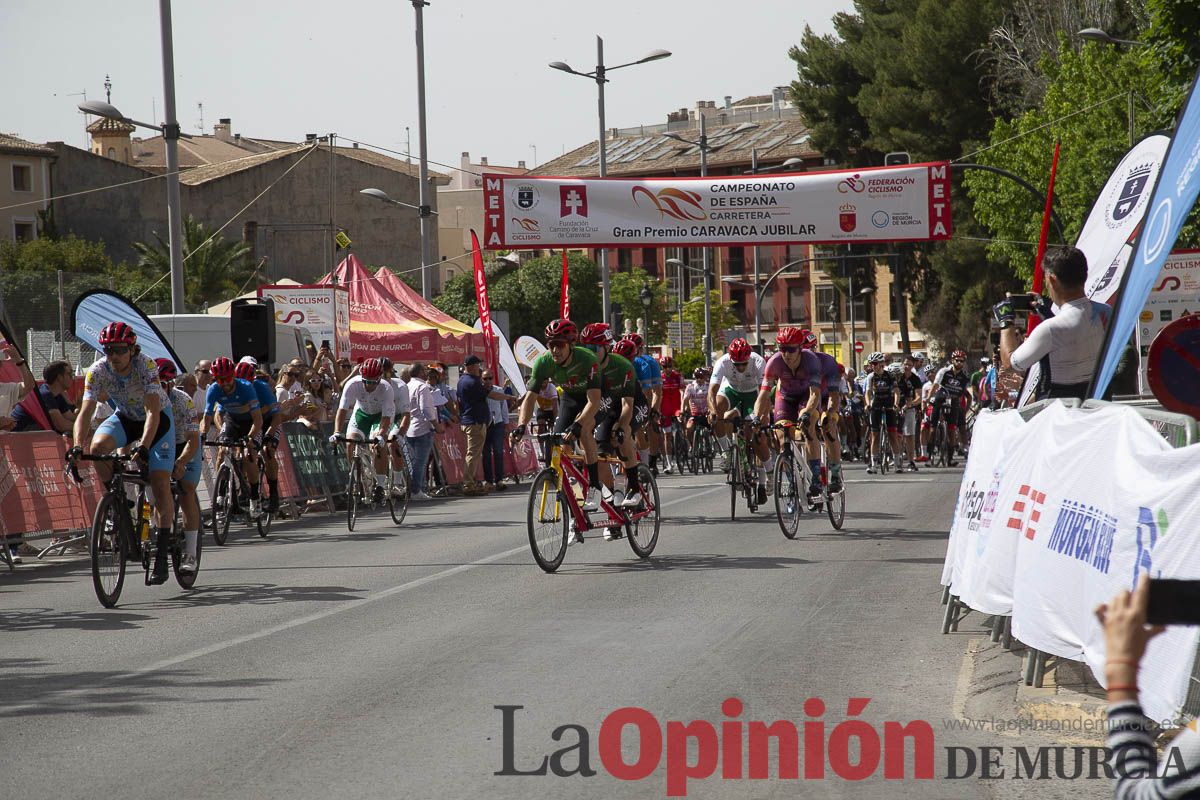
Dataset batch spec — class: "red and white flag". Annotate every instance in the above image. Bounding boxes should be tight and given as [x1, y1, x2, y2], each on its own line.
[560, 250, 570, 319]
[470, 230, 497, 376]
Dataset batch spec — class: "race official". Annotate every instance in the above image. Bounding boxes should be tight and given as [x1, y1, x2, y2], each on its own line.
[997, 246, 1111, 402]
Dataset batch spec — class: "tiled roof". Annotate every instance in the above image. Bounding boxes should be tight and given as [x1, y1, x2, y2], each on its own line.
[86, 117, 136, 134]
[132, 135, 259, 170]
[0, 133, 55, 157]
[530, 116, 819, 178]
[332, 145, 448, 182]
[733, 94, 773, 107]
[177, 146, 308, 185]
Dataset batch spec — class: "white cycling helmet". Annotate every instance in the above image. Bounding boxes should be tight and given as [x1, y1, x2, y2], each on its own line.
[886, 362, 903, 374]
[866, 351, 886, 364]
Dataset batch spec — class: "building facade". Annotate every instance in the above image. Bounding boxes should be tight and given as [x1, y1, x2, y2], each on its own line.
[437, 152, 527, 285]
[0, 134, 54, 243]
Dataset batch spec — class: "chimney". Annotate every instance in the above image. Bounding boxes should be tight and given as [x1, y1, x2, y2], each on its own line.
[695, 100, 717, 120]
[305, 133, 317, 143]
[214, 117, 233, 143]
[724, 95, 733, 111]
[480, 156, 488, 166]
[352, 142, 359, 148]
[518, 160, 526, 169]
[234, 133, 241, 144]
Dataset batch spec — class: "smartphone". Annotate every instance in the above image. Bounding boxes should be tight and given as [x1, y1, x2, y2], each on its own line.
[989, 331, 1001, 347]
[1146, 579, 1200, 625]
[1008, 294, 1034, 311]
[321, 340, 331, 351]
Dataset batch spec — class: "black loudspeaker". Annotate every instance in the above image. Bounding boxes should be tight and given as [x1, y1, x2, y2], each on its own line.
[230, 297, 276, 366]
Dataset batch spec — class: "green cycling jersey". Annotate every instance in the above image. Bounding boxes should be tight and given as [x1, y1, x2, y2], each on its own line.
[528, 347, 601, 398]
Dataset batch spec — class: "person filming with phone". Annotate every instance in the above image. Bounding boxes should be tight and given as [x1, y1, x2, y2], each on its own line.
[994, 246, 1111, 402]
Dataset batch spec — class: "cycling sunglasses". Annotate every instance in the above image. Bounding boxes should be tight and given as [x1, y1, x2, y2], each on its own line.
[103, 345, 131, 356]
[778, 345, 799, 354]
[362, 378, 380, 387]
[548, 340, 571, 351]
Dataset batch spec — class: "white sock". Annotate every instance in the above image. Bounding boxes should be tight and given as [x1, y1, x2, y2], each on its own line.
[717, 436, 730, 450]
[375, 471, 388, 488]
[185, 529, 199, 557]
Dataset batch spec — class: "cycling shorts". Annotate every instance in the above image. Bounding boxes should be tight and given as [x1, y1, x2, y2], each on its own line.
[595, 395, 648, 448]
[720, 386, 758, 417]
[220, 416, 255, 444]
[686, 413, 710, 429]
[902, 407, 918, 437]
[96, 410, 176, 473]
[868, 405, 898, 433]
[180, 448, 203, 485]
[553, 393, 587, 436]
[348, 409, 384, 441]
[929, 396, 966, 430]
[773, 391, 811, 423]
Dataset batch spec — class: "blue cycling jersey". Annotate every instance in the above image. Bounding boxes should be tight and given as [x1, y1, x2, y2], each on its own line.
[252, 378, 280, 419]
[633, 354, 662, 392]
[204, 379, 261, 421]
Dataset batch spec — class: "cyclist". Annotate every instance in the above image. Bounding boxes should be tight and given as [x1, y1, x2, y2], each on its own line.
[70, 322, 176, 584]
[755, 328, 823, 503]
[382, 358, 412, 494]
[235, 358, 284, 513]
[513, 319, 606, 511]
[844, 370, 867, 461]
[863, 352, 902, 475]
[200, 356, 265, 519]
[622, 333, 664, 474]
[581, 324, 647, 536]
[897, 356, 923, 472]
[157, 359, 201, 573]
[926, 349, 970, 467]
[683, 367, 711, 449]
[800, 329, 845, 495]
[707, 338, 767, 469]
[658, 355, 683, 474]
[330, 358, 395, 503]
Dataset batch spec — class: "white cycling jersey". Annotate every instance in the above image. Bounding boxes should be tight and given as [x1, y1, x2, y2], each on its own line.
[82, 354, 168, 421]
[338, 375, 395, 417]
[389, 378, 411, 417]
[168, 387, 199, 443]
[709, 352, 766, 394]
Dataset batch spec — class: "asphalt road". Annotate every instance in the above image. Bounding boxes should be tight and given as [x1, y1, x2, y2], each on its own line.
[1, 461, 1110, 800]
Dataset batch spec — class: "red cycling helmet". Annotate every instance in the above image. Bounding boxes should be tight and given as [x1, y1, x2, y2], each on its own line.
[211, 357, 236, 381]
[98, 321, 137, 347]
[727, 338, 752, 363]
[545, 318, 578, 343]
[234, 361, 257, 381]
[624, 332, 645, 350]
[360, 358, 384, 380]
[801, 329, 819, 349]
[155, 358, 178, 382]
[611, 338, 637, 360]
[579, 322, 615, 346]
[951, 349, 967, 361]
[776, 327, 804, 346]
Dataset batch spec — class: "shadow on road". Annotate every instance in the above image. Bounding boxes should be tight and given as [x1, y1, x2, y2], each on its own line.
[0, 607, 154, 633]
[558, 552, 812, 574]
[0, 658, 282, 717]
[117, 582, 367, 610]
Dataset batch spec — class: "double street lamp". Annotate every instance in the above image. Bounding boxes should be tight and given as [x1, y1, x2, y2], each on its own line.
[550, 39, 671, 325]
[661, 118, 758, 366]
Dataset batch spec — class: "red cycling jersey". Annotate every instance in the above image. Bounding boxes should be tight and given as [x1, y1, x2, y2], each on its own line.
[660, 369, 683, 418]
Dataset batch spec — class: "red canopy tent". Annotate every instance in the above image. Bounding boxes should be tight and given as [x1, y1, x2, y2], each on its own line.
[317, 255, 478, 364]
[374, 267, 486, 360]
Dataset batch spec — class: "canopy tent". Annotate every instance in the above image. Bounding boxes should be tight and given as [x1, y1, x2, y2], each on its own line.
[316, 255, 477, 364]
[207, 278, 302, 315]
[374, 267, 486, 359]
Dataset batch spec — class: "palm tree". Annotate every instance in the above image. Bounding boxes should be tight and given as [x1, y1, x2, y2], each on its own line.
[133, 216, 253, 310]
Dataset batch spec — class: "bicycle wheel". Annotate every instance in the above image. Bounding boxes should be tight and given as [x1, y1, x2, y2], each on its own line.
[347, 457, 361, 531]
[774, 452, 801, 539]
[171, 504, 202, 590]
[255, 464, 272, 538]
[729, 444, 740, 521]
[90, 493, 126, 608]
[527, 467, 567, 572]
[388, 464, 410, 526]
[211, 465, 232, 546]
[880, 439, 891, 474]
[826, 476, 846, 530]
[625, 464, 660, 558]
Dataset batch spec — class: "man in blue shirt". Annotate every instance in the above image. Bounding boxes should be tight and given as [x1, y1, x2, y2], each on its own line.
[457, 355, 511, 495]
[623, 333, 664, 473]
[10, 360, 76, 434]
[201, 357, 265, 519]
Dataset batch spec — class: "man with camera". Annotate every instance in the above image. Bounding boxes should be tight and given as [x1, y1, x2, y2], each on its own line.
[994, 246, 1111, 402]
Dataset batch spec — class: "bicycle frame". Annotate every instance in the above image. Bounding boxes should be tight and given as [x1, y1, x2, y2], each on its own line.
[543, 442, 650, 532]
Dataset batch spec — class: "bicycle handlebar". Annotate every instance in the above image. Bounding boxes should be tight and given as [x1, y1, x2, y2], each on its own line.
[332, 435, 383, 445]
[64, 449, 144, 483]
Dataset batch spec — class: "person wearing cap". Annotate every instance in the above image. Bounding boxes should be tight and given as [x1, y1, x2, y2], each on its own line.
[457, 356, 511, 495]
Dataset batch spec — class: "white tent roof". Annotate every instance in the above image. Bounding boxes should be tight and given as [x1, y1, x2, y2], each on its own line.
[206, 278, 303, 316]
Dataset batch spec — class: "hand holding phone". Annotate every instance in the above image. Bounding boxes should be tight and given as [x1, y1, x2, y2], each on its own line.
[1146, 579, 1200, 625]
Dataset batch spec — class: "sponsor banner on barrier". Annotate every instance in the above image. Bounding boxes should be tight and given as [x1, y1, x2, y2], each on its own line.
[260, 284, 352, 360]
[944, 402, 1200, 722]
[482, 163, 952, 249]
[0, 432, 89, 535]
[1136, 249, 1200, 393]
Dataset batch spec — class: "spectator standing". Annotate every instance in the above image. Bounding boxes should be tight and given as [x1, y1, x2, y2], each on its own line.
[192, 359, 213, 411]
[10, 360, 76, 434]
[457, 356, 510, 495]
[406, 364, 441, 500]
[481, 368, 514, 490]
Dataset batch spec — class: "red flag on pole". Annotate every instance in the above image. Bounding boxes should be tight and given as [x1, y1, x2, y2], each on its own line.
[470, 230, 498, 376]
[1028, 139, 1061, 333]
[560, 250, 570, 319]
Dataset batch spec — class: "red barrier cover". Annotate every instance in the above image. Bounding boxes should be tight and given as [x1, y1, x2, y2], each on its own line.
[0, 432, 90, 536]
[272, 434, 303, 500]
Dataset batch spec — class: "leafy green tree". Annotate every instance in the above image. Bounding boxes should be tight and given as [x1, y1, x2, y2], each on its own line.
[681, 286, 741, 354]
[610, 268, 671, 344]
[132, 215, 253, 311]
[0, 234, 113, 274]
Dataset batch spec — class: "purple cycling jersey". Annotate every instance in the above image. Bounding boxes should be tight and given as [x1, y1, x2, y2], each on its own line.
[761, 350, 823, 397]
[814, 351, 842, 396]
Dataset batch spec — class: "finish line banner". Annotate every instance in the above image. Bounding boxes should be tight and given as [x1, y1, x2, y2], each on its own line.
[482, 163, 952, 249]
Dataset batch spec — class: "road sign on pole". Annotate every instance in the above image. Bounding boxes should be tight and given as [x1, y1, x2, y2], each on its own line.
[855, 341, 864, 353]
[666, 321, 697, 348]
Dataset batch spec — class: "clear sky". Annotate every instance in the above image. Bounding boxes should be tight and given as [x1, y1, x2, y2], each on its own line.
[2, 0, 853, 177]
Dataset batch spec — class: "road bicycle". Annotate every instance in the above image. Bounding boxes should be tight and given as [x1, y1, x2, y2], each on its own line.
[929, 397, 955, 467]
[208, 438, 271, 544]
[687, 423, 715, 475]
[525, 432, 660, 573]
[668, 420, 691, 474]
[727, 416, 762, 519]
[66, 450, 200, 608]
[772, 420, 845, 538]
[335, 435, 408, 531]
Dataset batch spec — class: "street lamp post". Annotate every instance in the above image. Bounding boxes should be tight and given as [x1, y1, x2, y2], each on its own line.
[663, 118, 758, 366]
[550, 40, 671, 325]
[412, 0, 435, 299]
[639, 280, 653, 340]
[1078, 28, 1147, 147]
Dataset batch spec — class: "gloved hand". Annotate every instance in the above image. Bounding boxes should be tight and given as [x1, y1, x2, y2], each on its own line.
[509, 423, 527, 441]
[992, 298, 1016, 330]
[328, 433, 339, 444]
[1030, 294, 1054, 319]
